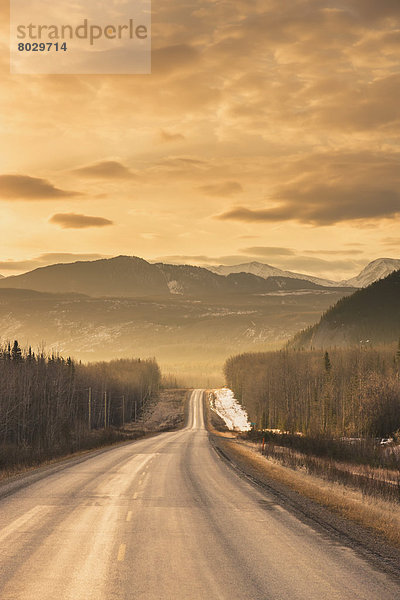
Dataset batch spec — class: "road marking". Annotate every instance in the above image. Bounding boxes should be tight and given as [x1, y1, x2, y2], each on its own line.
[117, 543, 126, 562]
[126, 511, 132, 522]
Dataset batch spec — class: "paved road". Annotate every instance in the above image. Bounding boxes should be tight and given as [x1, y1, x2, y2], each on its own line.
[0, 389, 399, 599]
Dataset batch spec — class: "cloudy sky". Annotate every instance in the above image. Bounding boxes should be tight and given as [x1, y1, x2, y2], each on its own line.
[1, 0, 400, 279]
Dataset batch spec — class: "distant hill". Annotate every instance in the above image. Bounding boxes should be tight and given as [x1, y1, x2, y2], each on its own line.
[0, 255, 331, 298]
[291, 269, 400, 349]
[0, 256, 170, 297]
[208, 261, 338, 287]
[340, 258, 400, 287]
[156, 263, 327, 296]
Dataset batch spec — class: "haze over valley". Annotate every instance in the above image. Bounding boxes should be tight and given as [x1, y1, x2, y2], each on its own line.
[0, 255, 398, 383]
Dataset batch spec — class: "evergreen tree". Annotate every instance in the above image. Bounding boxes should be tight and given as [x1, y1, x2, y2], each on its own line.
[11, 340, 22, 361]
[324, 351, 332, 374]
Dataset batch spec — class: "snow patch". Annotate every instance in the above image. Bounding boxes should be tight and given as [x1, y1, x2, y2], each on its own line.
[342, 258, 400, 288]
[210, 388, 251, 431]
[208, 262, 338, 287]
[168, 280, 184, 295]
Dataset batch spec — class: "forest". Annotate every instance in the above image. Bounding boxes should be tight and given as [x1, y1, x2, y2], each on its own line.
[0, 341, 161, 470]
[225, 344, 400, 438]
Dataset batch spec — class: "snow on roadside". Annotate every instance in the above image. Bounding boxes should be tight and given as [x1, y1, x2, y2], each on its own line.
[210, 388, 251, 432]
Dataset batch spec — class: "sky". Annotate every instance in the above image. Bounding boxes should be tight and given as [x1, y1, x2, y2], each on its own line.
[1, 0, 400, 280]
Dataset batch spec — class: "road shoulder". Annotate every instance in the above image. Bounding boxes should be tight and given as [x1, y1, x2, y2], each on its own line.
[209, 433, 400, 581]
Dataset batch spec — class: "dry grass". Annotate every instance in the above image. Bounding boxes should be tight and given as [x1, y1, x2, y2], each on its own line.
[243, 441, 400, 503]
[124, 388, 188, 433]
[218, 438, 400, 548]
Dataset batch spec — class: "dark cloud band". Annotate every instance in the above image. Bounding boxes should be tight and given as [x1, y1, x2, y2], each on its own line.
[49, 213, 114, 229]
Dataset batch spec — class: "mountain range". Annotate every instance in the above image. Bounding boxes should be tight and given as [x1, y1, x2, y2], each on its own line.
[0, 256, 342, 298]
[0, 256, 398, 298]
[209, 258, 400, 289]
[0, 255, 356, 383]
[0, 254, 398, 381]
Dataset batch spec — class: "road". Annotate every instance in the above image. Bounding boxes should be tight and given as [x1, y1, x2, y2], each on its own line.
[0, 389, 399, 599]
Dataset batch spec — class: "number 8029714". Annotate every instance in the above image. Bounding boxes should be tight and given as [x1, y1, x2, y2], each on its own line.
[18, 42, 68, 52]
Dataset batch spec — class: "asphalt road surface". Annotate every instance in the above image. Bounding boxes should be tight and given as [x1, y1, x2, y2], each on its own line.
[0, 389, 399, 599]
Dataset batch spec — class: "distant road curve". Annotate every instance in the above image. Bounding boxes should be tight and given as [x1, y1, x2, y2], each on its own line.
[0, 389, 399, 599]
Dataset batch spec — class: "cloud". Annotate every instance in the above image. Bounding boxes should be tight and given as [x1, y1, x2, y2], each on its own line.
[382, 237, 400, 246]
[216, 184, 400, 226]
[154, 255, 211, 264]
[273, 256, 368, 275]
[152, 44, 200, 75]
[0, 253, 108, 272]
[0, 175, 80, 200]
[2, 0, 400, 279]
[216, 207, 279, 223]
[241, 246, 296, 256]
[49, 213, 114, 229]
[304, 249, 364, 255]
[38, 253, 108, 263]
[159, 130, 186, 143]
[72, 161, 135, 179]
[154, 254, 253, 265]
[199, 181, 243, 197]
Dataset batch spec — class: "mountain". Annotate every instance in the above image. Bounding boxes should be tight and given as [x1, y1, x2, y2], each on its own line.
[291, 269, 400, 349]
[156, 263, 327, 296]
[208, 262, 339, 287]
[209, 258, 400, 289]
[0, 256, 170, 297]
[1, 256, 398, 297]
[0, 255, 333, 299]
[340, 258, 400, 288]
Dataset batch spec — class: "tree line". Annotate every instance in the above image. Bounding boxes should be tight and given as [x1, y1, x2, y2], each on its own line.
[0, 341, 161, 469]
[224, 344, 400, 438]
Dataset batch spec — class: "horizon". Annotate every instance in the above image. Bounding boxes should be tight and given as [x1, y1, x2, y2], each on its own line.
[0, 253, 400, 282]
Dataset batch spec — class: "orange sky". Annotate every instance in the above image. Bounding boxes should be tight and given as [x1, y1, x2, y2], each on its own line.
[1, 0, 400, 280]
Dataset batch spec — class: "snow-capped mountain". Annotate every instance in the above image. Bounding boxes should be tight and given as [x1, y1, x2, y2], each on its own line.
[208, 262, 339, 287]
[209, 258, 400, 289]
[341, 258, 400, 288]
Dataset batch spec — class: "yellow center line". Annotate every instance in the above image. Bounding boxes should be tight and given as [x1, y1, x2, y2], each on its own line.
[126, 511, 132, 522]
[117, 544, 126, 562]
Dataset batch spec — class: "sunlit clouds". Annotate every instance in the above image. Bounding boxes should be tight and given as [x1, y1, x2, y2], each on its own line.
[0, 0, 399, 277]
